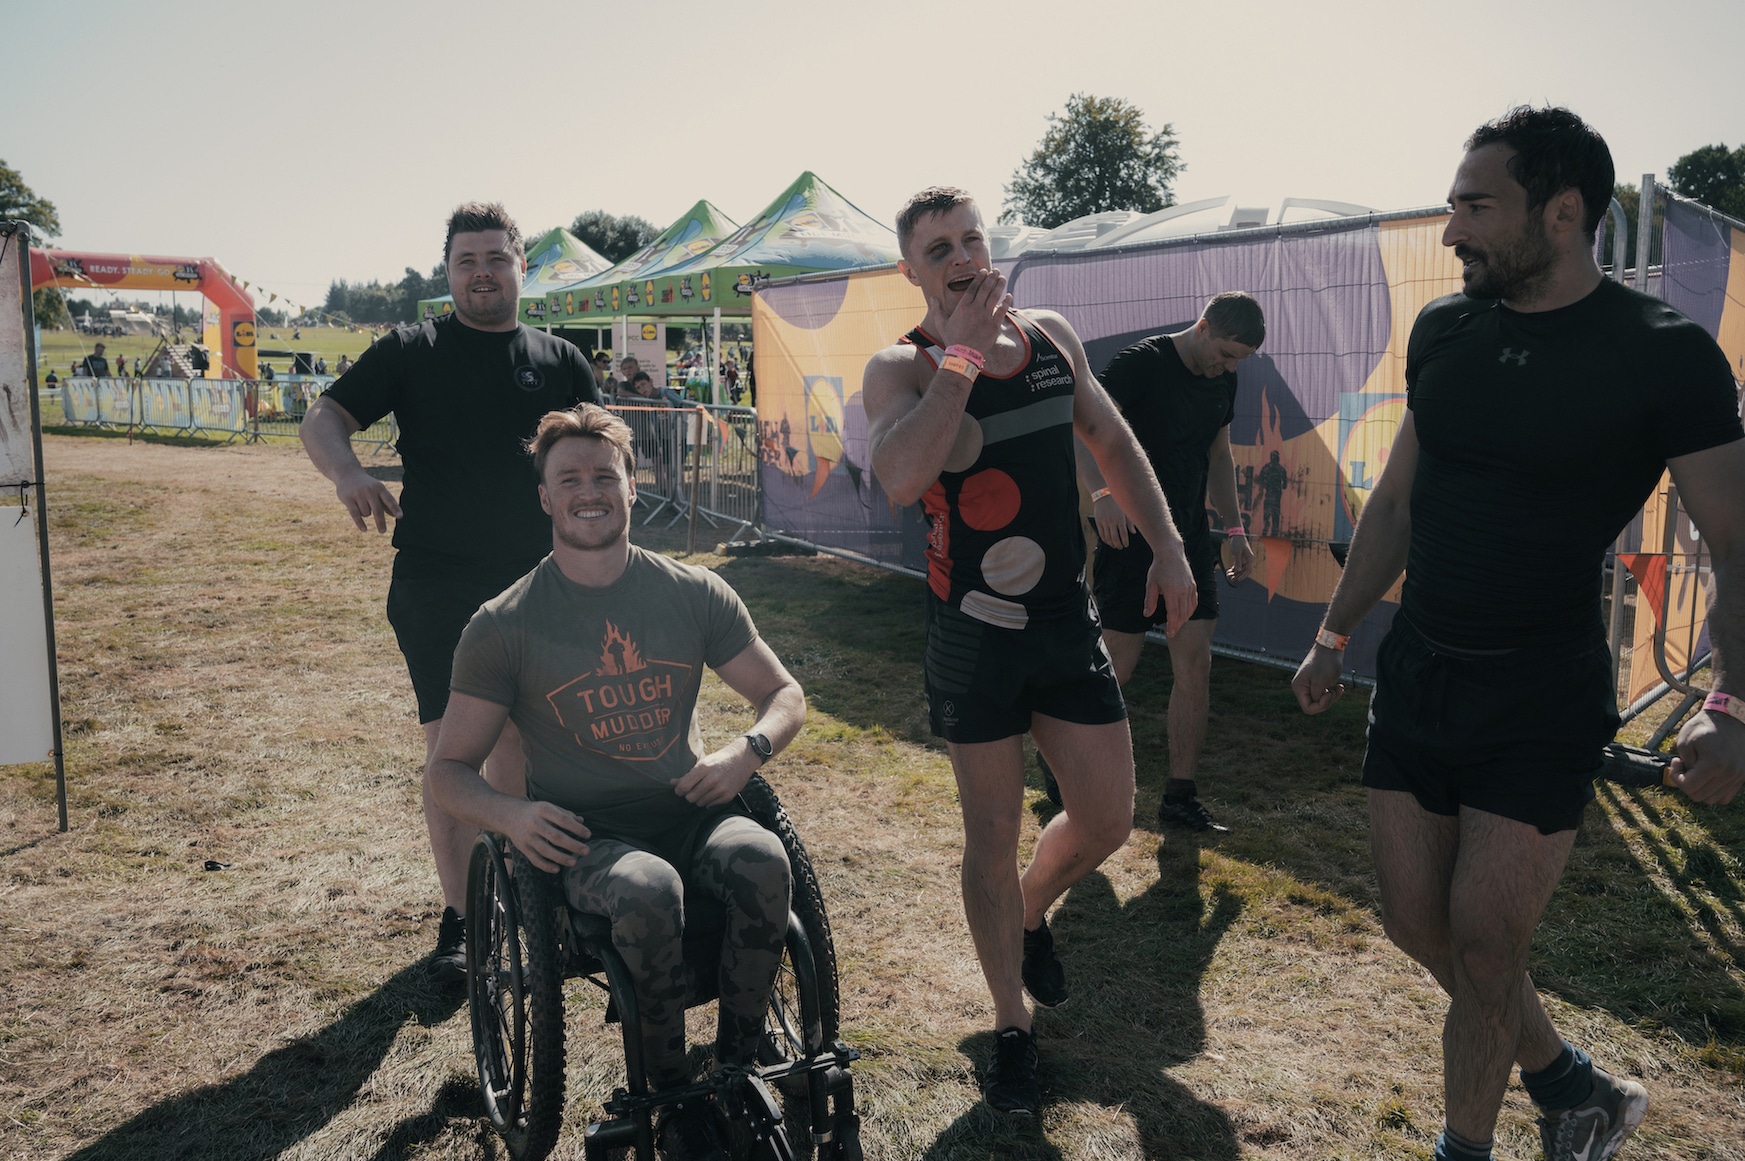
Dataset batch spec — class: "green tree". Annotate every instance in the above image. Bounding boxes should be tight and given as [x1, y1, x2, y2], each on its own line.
[1, 159, 70, 328]
[1001, 94, 1184, 229]
[1667, 143, 1745, 221]
[568, 210, 658, 263]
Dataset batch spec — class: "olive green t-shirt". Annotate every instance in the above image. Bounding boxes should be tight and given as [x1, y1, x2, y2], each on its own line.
[450, 547, 759, 842]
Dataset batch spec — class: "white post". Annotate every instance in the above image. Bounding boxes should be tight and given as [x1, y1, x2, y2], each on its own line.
[712, 307, 723, 406]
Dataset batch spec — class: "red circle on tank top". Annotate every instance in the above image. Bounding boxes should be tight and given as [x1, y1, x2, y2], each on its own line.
[958, 469, 1021, 531]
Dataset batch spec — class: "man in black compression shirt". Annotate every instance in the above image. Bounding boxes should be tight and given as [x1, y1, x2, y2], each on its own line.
[301, 202, 600, 982]
[1293, 108, 1745, 1161]
[1077, 293, 1264, 833]
[864, 187, 1195, 1118]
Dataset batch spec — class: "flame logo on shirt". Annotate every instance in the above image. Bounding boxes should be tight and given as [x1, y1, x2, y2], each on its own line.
[596, 621, 645, 675]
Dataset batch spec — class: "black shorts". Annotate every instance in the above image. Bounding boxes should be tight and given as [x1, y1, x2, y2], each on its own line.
[924, 595, 1127, 744]
[385, 548, 542, 724]
[1361, 614, 1619, 834]
[1092, 534, 1220, 633]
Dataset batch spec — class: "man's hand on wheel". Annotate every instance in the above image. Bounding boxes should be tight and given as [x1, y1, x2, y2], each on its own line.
[1669, 710, 1745, 805]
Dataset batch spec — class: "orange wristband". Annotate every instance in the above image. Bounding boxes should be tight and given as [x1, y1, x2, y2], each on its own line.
[1315, 627, 1350, 651]
[1089, 487, 1112, 503]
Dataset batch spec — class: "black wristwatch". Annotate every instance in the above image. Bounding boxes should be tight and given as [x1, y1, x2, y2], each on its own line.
[744, 733, 773, 765]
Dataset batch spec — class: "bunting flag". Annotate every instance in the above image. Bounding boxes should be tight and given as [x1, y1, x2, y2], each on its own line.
[1620, 553, 1670, 630]
[1258, 537, 1294, 602]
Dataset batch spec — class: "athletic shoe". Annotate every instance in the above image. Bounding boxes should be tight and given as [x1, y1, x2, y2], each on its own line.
[1537, 1066, 1648, 1161]
[1038, 752, 1062, 807]
[1021, 917, 1070, 1008]
[981, 1026, 1042, 1116]
[428, 906, 466, 983]
[1158, 795, 1229, 833]
[656, 1099, 729, 1161]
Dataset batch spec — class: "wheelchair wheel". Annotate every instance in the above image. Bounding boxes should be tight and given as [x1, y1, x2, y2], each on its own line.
[466, 834, 568, 1161]
[739, 774, 840, 1051]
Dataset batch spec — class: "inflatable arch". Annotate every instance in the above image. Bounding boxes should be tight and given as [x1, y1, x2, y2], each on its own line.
[29, 249, 257, 378]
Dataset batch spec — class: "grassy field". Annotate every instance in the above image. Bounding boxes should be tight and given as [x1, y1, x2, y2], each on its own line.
[36, 324, 379, 379]
[1, 436, 1741, 1160]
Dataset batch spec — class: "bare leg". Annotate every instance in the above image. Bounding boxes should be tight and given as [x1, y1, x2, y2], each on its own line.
[947, 735, 1031, 1032]
[1162, 619, 1214, 785]
[1023, 715, 1136, 925]
[423, 717, 524, 912]
[1101, 628, 1146, 685]
[1368, 789, 1574, 1143]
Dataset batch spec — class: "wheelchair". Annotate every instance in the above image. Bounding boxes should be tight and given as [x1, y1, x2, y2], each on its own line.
[464, 774, 863, 1160]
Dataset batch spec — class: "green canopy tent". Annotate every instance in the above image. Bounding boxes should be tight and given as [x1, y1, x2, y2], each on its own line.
[541, 200, 739, 324]
[593, 171, 901, 319]
[415, 226, 612, 326]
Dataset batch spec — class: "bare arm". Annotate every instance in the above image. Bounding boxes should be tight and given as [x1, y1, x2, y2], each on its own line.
[300, 396, 402, 533]
[428, 692, 591, 873]
[1291, 410, 1419, 713]
[866, 269, 1011, 506]
[670, 638, 807, 807]
[1665, 438, 1745, 804]
[1075, 437, 1137, 550]
[1207, 428, 1254, 583]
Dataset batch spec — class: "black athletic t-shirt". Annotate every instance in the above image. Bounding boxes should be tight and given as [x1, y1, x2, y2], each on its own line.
[1098, 334, 1237, 561]
[908, 312, 1086, 629]
[324, 315, 600, 567]
[1404, 279, 1742, 652]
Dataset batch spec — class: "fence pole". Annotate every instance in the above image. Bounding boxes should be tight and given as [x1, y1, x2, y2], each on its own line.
[1634, 173, 1655, 294]
[687, 408, 702, 553]
[1605, 196, 1632, 697]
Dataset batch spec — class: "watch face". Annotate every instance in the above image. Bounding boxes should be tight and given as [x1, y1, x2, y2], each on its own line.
[748, 733, 773, 759]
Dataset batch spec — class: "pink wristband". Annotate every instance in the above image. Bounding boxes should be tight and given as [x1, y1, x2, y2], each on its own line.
[1704, 692, 1745, 725]
[944, 344, 984, 370]
[1226, 526, 1247, 537]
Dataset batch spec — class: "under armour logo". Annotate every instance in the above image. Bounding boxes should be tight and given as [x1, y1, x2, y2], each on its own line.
[1498, 348, 1530, 366]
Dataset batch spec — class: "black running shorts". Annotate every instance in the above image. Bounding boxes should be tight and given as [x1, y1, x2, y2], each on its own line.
[924, 595, 1127, 744]
[1092, 534, 1220, 634]
[385, 548, 542, 724]
[1361, 614, 1618, 834]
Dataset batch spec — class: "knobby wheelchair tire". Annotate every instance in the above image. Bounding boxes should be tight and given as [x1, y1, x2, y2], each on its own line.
[467, 835, 569, 1161]
[740, 773, 840, 1046]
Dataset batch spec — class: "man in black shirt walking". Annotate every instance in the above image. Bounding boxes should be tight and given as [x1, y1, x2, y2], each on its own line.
[1077, 293, 1264, 832]
[1293, 108, 1745, 1161]
[301, 202, 599, 982]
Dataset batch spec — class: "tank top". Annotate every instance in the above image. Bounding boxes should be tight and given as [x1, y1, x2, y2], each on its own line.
[904, 311, 1085, 629]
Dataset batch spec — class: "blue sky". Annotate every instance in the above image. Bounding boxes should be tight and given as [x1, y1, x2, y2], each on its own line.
[6, 0, 1742, 311]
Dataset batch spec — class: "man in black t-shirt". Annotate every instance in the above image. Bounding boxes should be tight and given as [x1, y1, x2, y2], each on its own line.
[301, 201, 599, 983]
[78, 343, 111, 378]
[1077, 293, 1264, 833]
[1294, 108, 1745, 1161]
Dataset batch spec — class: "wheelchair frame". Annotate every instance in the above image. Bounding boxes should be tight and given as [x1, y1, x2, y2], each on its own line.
[465, 774, 862, 1161]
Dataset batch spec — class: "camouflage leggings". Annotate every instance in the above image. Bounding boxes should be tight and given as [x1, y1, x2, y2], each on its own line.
[562, 814, 792, 1088]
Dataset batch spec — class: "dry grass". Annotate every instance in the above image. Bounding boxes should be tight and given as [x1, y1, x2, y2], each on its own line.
[1, 435, 1742, 1160]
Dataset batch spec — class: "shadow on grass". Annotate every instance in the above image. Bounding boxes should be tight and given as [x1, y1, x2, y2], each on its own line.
[685, 550, 1745, 1071]
[63, 965, 468, 1161]
[922, 864, 1244, 1160]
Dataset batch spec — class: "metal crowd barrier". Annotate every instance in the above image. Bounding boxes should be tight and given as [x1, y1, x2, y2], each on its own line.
[609, 402, 759, 542]
[49, 377, 395, 451]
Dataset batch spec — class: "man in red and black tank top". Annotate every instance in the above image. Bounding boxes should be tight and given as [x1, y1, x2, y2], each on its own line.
[864, 187, 1198, 1117]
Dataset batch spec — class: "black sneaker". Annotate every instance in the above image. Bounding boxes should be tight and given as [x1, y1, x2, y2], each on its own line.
[1158, 795, 1228, 833]
[1038, 752, 1062, 807]
[1537, 1065, 1647, 1161]
[656, 1098, 729, 1161]
[428, 906, 466, 983]
[982, 1026, 1042, 1116]
[1021, 917, 1069, 1008]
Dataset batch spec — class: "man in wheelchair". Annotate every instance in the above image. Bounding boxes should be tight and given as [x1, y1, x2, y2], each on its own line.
[429, 404, 808, 1160]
